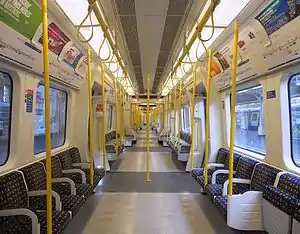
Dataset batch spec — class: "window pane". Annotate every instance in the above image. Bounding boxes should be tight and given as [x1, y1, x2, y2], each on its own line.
[0, 72, 12, 165]
[34, 84, 67, 154]
[289, 74, 300, 166]
[107, 105, 113, 131]
[234, 86, 266, 154]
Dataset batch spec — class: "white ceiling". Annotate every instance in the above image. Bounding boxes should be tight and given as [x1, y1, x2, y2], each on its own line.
[135, 0, 169, 90]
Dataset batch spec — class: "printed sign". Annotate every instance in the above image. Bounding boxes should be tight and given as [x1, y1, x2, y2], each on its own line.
[25, 89, 34, 113]
[267, 90, 276, 99]
[256, 0, 300, 36]
[59, 41, 83, 69]
[34, 22, 71, 55]
[0, 0, 42, 39]
[96, 103, 103, 112]
[75, 56, 88, 78]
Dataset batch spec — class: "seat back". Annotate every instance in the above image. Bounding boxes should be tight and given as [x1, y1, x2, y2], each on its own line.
[41, 156, 63, 178]
[235, 156, 258, 179]
[57, 150, 74, 170]
[0, 171, 28, 209]
[69, 147, 82, 163]
[250, 163, 281, 191]
[224, 152, 241, 170]
[277, 173, 300, 199]
[19, 162, 46, 191]
[215, 148, 229, 164]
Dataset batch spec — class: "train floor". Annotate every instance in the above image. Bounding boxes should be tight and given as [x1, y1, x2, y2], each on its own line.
[64, 129, 240, 234]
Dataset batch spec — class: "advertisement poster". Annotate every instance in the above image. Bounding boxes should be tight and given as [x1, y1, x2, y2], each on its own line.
[0, 0, 42, 40]
[256, 0, 300, 35]
[32, 21, 71, 56]
[59, 41, 83, 69]
[25, 89, 34, 113]
[75, 56, 88, 78]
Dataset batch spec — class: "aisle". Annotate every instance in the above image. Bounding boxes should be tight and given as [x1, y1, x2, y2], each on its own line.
[64, 129, 238, 234]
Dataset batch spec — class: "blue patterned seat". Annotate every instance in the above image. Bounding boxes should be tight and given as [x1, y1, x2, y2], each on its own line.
[205, 156, 258, 200]
[197, 152, 242, 193]
[19, 162, 85, 216]
[191, 148, 229, 179]
[293, 201, 300, 234]
[41, 156, 94, 199]
[57, 149, 104, 188]
[0, 171, 71, 234]
[262, 173, 300, 234]
[214, 163, 281, 218]
[69, 147, 106, 181]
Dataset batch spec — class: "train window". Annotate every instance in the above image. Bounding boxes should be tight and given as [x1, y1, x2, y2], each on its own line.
[34, 84, 67, 155]
[234, 85, 266, 155]
[0, 72, 12, 166]
[181, 107, 186, 130]
[185, 106, 191, 131]
[107, 104, 113, 131]
[288, 74, 300, 167]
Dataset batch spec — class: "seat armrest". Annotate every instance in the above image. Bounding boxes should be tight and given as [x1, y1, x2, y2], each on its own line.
[208, 163, 225, 169]
[212, 169, 229, 184]
[73, 162, 90, 169]
[28, 190, 61, 211]
[222, 178, 251, 196]
[0, 208, 40, 234]
[52, 178, 76, 195]
[62, 169, 86, 183]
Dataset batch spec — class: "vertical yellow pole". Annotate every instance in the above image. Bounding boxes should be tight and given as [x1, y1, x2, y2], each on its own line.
[173, 88, 177, 142]
[101, 62, 107, 170]
[229, 21, 239, 196]
[114, 80, 118, 154]
[146, 73, 151, 182]
[177, 81, 182, 155]
[87, 49, 94, 186]
[166, 95, 169, 141]
[204, 49, 212, 186]
[162, 103, 165, 129]
[122, 90, 125, 139]
[41, 1, 52, 233]
[130, 103, 133, 128]
[169, 92, 172, 142]
[191, 64, 197, 169]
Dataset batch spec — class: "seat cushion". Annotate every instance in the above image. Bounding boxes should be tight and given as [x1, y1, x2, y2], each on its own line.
[295, 201, 300, 222]
[206, 184, 223, 200]
[0, 210, 71, 234]
[196, 175, 212, 189]
[60, 195, 85, 216]
[263, 185, 296, 216]
[75, 184, 93, 198]
[215, 195, 228, 218]
[191, 168, 203, 178]
[80, 168, 104, 187]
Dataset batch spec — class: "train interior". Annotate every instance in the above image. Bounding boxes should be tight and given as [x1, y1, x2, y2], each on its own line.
[1, 0, 300, 233]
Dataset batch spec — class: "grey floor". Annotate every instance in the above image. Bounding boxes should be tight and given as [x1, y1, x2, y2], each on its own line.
[64, 130, 241, 234]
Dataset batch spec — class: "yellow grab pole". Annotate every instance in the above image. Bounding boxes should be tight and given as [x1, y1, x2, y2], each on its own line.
[42, 0, 52, 232]
[87, 49, 94, 186]
[114, 79, 118, 154]
[162, 103, 165, 129]
[130, 103, 133, 128]
[169, 92, 172, 141]
[173, 88, 177, 143]
[190, 64, 197, 169]
[166, 95, 169, 141]
[177, 81, 182, 155]
[204, 49, 213, 186]
[146, 73, 151, 182]
[122, 90, 125, 138]
[229, 21, 239, 196]
[101, 62, 107, 170]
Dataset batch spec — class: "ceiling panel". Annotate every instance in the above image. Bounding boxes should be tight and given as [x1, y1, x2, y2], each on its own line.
[151, 1, 191, 93]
